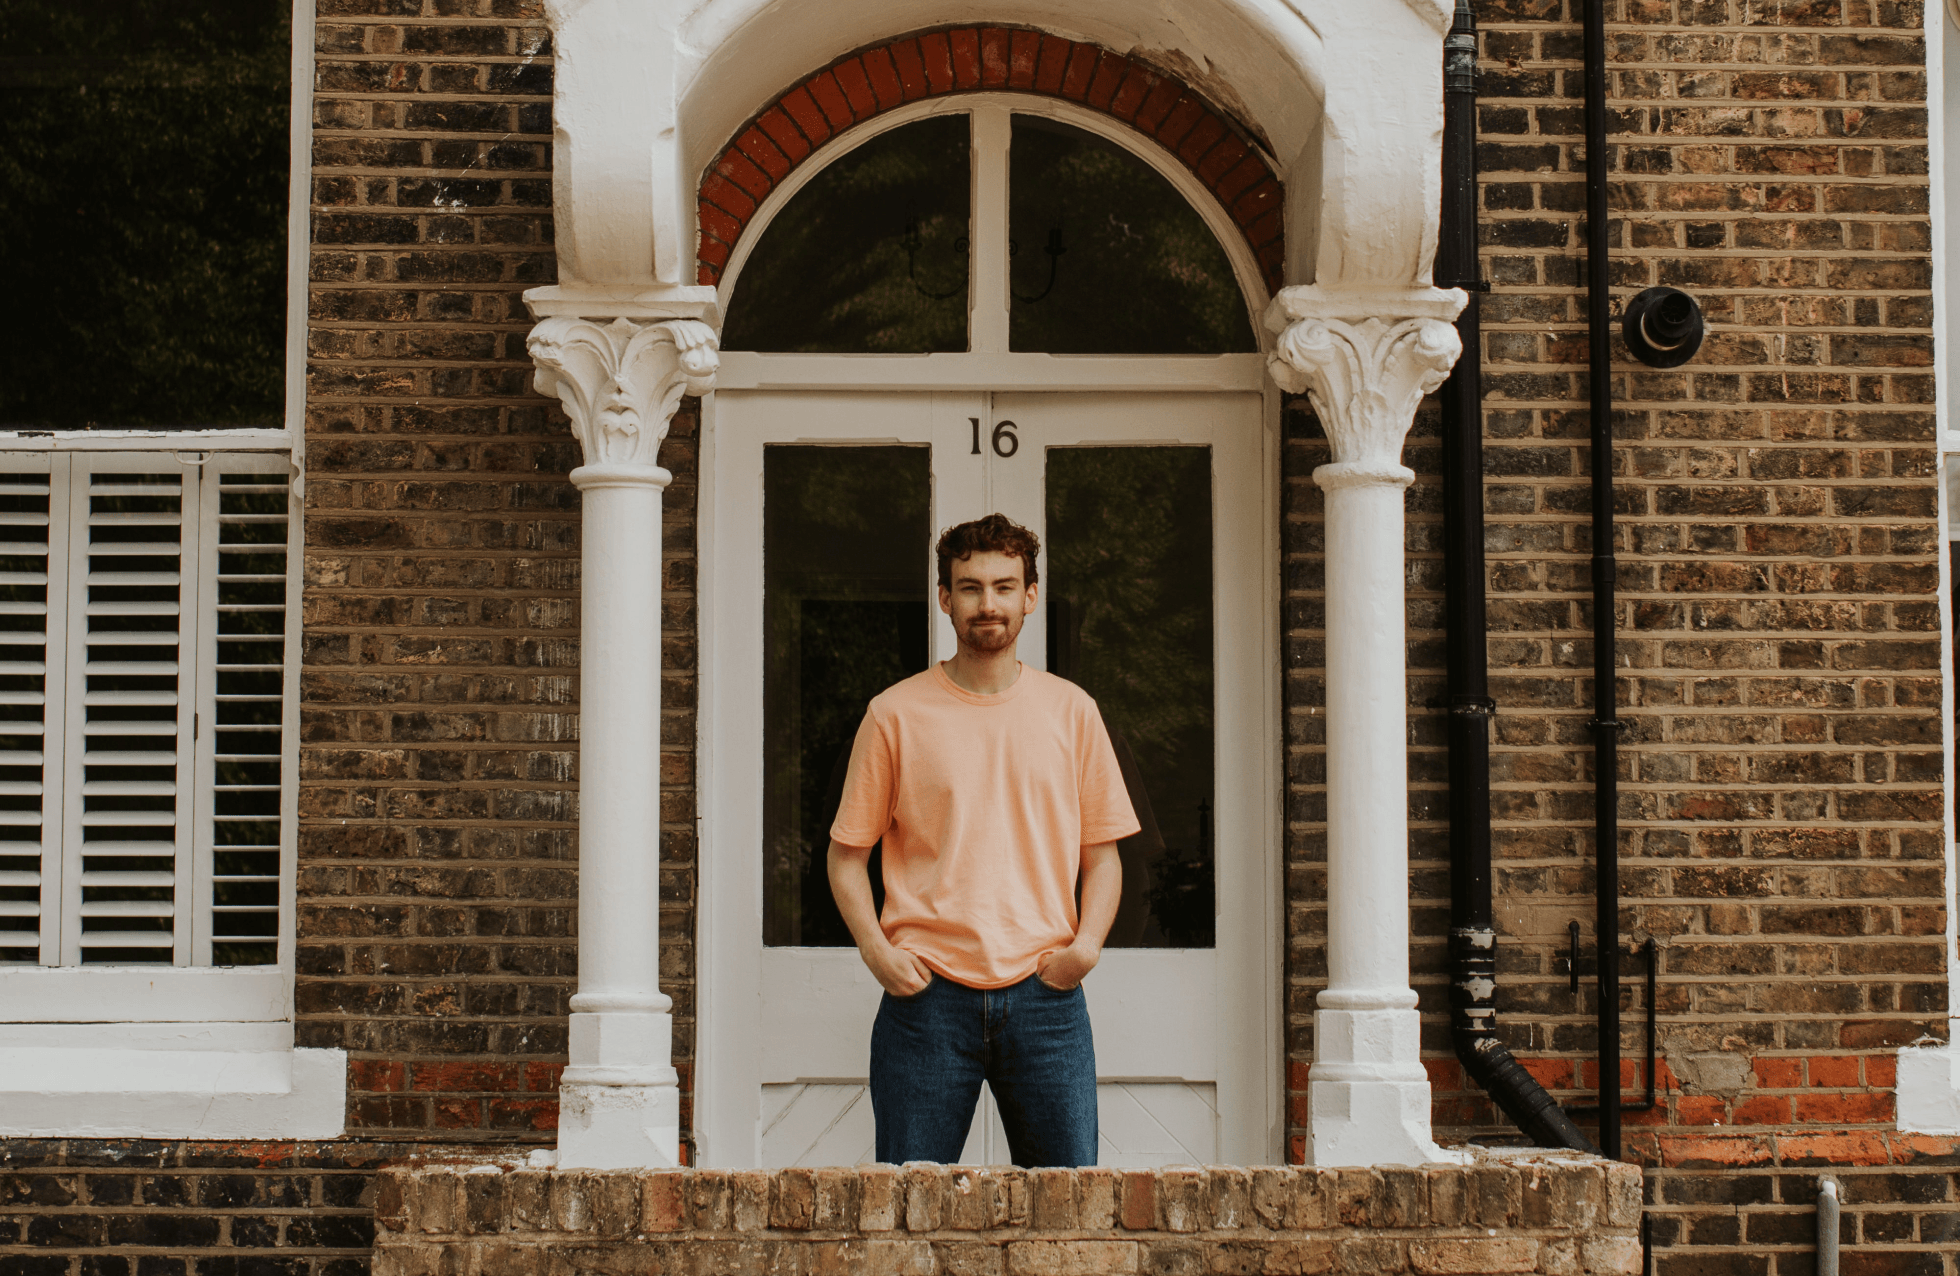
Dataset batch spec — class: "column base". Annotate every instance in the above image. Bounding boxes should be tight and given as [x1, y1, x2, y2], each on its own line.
[557, 1081, 682, 1169]
[1308, 1006, 1462, 1167]
[557, 1010, 681, 1168]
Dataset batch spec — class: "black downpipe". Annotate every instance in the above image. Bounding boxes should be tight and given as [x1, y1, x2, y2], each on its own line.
[1439, 0, 1597, 1154]
[1581, 0, 1623, 1162]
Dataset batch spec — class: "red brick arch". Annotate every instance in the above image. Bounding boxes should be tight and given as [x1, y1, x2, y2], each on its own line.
[697, 25, 1286, 297]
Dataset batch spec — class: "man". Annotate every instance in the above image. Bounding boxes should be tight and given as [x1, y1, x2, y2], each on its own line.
[827, 513, 1139, 1168]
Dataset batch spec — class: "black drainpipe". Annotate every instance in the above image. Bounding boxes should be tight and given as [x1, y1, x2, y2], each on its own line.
[1581, 0, 1623, 1162]
[1439, 0, 1598, 1153]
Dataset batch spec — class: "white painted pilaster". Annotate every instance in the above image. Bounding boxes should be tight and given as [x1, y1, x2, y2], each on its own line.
[1267, 284, 1465, 1167]
[527, 315, 719, 1168]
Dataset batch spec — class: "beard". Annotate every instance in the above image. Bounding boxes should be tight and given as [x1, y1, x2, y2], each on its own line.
[957, 612, 1021, 653]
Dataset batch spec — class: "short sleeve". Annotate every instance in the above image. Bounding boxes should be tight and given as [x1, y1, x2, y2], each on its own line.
[1076, 702, 1141, 845]
[829, 709, 898, 849]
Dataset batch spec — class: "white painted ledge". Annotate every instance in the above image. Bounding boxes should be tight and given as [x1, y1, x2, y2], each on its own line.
[1897, 1041, 1960, 1134]
[0, 1038, 346, 1139]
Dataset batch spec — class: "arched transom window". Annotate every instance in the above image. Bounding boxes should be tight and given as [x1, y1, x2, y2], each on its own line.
[717, 100, 1263, 356]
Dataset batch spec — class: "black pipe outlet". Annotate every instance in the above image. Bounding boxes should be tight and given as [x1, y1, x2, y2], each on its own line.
[1622, 286, 1704, 368]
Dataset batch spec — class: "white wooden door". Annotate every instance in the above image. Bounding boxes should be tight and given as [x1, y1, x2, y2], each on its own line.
[700, 387, 1273, 1168]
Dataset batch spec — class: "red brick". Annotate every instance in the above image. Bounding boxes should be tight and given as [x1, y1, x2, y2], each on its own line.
[948, 29, 980, 90]
[1135, 81, 1185, 136]
[1008, 30, 1039, 89]
[831, 58, 876, 120]
[1231, 177, 1283, 231]
[1778, 1132, 1890, 1165]
[1085, 53, 1129, 109]
[697, 233, 730, 271]
[1213, 153, 1267, 207]
[645, 1173, 687, 1232]
[979, 27, 1010, 88]
[1197, 132, 1251, 187]
[778, 85, 832, 147]
[1676, 1096, 1726, 1126]
[1656, 1134, 1774, 1168]
[697, 200, 741, 252]
[1108, 64, 1156, 121]
[410, 1061, 520, 1092]
[522, 1062, 564, 1092]
[1175, 113, 1229, 168]
[1519, 1057, 1572, 1090]
[1866, 1056, 1897, 1088]
[1808, 1056, 1861, 1087]
[733, 127, 791, 183]
[1753, 1057, 1804, 1088]
[802, 71, 854, 131]
[1034, 34, 1071, 94]
[861, 47, 903, 110]
[754, 106, 812, 164]
[1793, 1093, 1894, 1124]
[431, 1097, 482, 1129]
[700, 173, 756, 221]
[486, 1098, 558, 1131]
[349, 1059, 406, 1092]
[890, 38, 929, 101]
[1730, 1095, 1790, 1125]
[1060, 44, 1097, 99]
[1119, 1171, 1154, 1229]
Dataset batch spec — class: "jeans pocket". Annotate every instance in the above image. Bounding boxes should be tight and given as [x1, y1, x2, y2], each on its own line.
[1033, 973, 1077, 994]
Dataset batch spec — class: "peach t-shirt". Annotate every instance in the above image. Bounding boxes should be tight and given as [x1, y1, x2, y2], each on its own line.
[830, 663, 1141, 989]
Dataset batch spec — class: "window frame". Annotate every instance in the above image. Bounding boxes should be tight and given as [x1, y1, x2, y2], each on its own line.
[714, 94, 1275, 394]
[0, 0, 338, 1139]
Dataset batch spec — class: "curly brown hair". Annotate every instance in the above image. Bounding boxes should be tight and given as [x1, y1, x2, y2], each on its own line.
[935, 513, 1040, 592]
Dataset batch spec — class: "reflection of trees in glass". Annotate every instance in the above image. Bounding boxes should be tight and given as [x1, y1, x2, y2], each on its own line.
[762, 446, 930, 946]
[1, 0, 291, 427]
[724, 116, 970, 354]
[1046, 447, 1215, 946]
[1010, 116, 1255, 355]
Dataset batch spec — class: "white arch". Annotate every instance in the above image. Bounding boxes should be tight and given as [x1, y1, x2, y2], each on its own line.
[531, 0, 1450, 308]
[677, 0, 1327, 182]
[712, 93, 1275, 348]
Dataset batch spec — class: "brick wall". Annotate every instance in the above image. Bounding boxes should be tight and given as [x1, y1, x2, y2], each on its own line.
[1299, 0, 1952, 1270]
[0, 1140, 399, 1275]
[374, 1157, 1646, 1276]
[296, 0, 702, 1151]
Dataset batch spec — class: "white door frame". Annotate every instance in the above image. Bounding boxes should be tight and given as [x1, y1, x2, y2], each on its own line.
[697, 372, 1282, 1166]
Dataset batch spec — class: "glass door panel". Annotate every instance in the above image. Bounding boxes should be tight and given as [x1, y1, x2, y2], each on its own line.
[762, 446, 930, 947]
[1045, 447, 1215, 948]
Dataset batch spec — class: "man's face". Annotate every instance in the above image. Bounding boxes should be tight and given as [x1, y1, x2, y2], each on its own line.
[939, 550, 1037, 655]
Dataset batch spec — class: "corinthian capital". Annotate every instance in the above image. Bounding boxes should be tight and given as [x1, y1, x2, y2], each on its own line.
[1265, 287, 1465, 482]
[528, 317, 719, 469]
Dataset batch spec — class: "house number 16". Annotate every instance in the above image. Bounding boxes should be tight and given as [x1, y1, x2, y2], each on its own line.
[969, 417, 1019, 458]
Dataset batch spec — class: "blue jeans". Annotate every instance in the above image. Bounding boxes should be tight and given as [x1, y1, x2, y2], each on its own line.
[869, 972, 1099, 1167]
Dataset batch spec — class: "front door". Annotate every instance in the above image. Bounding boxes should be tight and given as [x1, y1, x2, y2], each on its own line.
[696, 94, 1281, 1168]
[702, 387, 1273, 1166]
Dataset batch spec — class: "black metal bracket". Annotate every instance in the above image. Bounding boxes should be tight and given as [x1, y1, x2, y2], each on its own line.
[1568, 921, 1581, 994]
[1587, 716, 1627, 733]
[1436, 278, 1492, 292]
[1450, 695, 1497, 719]
[1568, 937, 1660, 1116]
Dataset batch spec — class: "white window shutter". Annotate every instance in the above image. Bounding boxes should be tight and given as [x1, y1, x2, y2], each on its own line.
[196, 457, 292, 967]
[0, 448, 293, 972]
[60, 456, 199, 965]
[0, 456, 67, 967]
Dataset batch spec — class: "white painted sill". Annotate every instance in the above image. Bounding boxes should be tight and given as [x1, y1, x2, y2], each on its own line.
[1897, 1039, 1960, 1134]
[0, 968, 345, 1139]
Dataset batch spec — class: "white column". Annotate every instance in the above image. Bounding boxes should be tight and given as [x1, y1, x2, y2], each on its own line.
[1266, 285, 1465, 1167]
[527, 315, 718, 1168]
